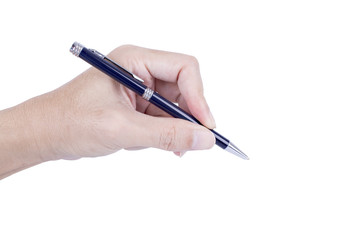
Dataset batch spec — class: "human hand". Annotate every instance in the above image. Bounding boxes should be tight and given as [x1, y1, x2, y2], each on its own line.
[20, 45, 216, 161]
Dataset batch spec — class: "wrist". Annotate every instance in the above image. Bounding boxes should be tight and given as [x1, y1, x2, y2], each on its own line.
[20, 95, 60, 162]
[0, 102, 49, 178]
[1, 94, 61, 164]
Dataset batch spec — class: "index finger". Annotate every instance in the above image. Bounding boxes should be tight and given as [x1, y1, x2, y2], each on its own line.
[141, 48, 216, 129]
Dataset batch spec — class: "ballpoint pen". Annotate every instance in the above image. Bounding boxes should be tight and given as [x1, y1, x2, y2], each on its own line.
[70, 42, 249, 159]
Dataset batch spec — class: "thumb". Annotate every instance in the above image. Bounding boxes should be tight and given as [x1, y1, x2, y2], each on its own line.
[133, 113, 215, 152]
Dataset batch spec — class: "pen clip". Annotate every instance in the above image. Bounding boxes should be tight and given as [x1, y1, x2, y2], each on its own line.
[90, 49, 144, 83]
[105, 57, 145, 83]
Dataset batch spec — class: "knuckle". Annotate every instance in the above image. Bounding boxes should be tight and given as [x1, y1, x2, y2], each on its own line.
[115, 44, 135, 52]
[109, 45, 137, 61]
[186, 55, 200, 67]
[159, 126, 177, 151]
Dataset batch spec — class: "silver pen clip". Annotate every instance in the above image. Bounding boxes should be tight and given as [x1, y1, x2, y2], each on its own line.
[90, 49, 145, 83]
[89, 49, 105, 59]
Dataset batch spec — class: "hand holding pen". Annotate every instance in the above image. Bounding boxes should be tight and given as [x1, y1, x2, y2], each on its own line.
[1, 44, 249, 179]
[71, 43, 248, 159]
[66, 44, 218, 157]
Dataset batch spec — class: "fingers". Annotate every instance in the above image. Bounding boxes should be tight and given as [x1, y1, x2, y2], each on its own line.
[144, 50, 216, 129]
[131, 112, 215, 152]
[110, 45, 216, 129]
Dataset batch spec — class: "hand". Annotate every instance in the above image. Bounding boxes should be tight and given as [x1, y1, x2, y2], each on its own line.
[0, 45, 216, 171]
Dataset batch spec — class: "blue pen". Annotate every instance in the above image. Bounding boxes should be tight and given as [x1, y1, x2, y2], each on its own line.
[70, 42, 249, 159]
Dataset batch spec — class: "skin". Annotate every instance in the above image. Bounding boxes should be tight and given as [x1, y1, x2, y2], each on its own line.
[0, 45, 216, 179]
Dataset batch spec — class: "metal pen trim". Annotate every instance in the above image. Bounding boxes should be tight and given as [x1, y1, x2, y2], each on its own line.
[70, 42, 84, 57]
[142, 88, 154, 101]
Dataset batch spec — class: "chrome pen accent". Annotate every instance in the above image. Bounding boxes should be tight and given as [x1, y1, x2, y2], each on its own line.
[133, 73, 145, 83]
[225, 142, 249, 160]
[142, 88, 154, 101]
[70, 42, 84, 57]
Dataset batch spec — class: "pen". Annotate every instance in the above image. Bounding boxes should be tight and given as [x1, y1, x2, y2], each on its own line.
[70, 42, 249, 159]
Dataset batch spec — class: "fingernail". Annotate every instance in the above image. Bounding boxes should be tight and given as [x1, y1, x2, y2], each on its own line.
[208, 110, 216, 128]
[174, 151, 186, 157]
[192, 129, 215, 150]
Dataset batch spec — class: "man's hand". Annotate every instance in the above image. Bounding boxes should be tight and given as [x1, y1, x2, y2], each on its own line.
[0, 45, 216, 179]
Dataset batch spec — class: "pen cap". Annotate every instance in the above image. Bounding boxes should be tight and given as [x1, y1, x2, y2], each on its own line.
[70, 42, 84, 57]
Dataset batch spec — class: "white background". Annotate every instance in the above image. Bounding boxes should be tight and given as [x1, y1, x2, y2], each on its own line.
[0, 0, 359, 239]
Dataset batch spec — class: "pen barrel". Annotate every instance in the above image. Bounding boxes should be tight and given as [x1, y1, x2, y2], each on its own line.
[149, 93, 229, 149]
[79, 47, 147, 96]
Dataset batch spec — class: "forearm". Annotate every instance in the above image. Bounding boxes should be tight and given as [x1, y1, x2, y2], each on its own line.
[0, 96, 57, 179]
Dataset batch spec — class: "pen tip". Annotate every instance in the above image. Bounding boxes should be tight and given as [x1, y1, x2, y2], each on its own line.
[225, 142, 249, 160]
